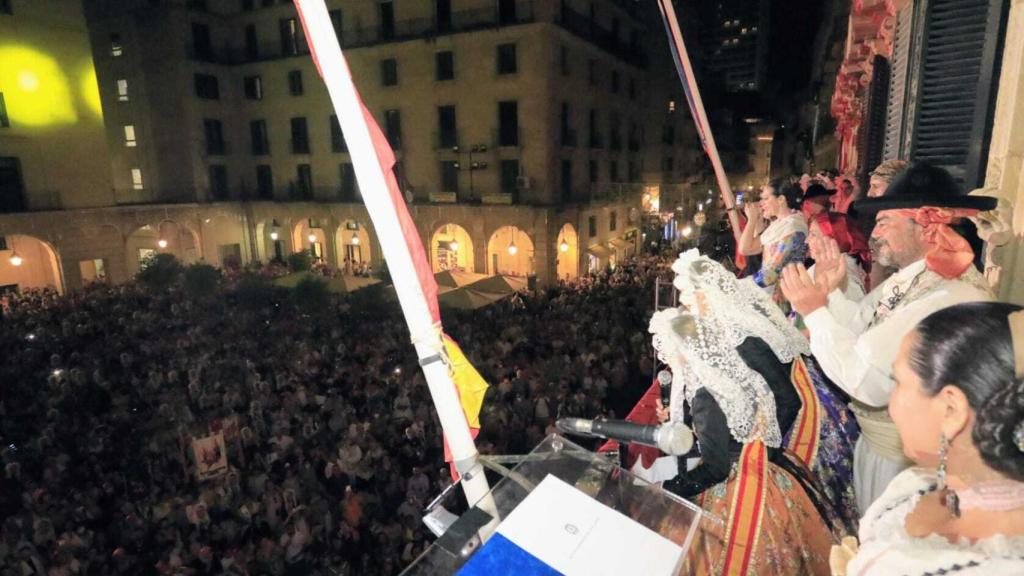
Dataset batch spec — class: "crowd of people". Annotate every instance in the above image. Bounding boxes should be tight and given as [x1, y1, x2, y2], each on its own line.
[0, 254, 668, 576]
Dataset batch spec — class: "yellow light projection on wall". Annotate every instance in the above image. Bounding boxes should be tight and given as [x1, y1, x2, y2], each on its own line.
[0, 45, 77, 127]
[78, 62, 104, 119]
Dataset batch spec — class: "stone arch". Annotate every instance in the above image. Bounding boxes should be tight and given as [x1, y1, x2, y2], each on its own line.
[335, 219, 374, 273]
[0, 234, 64, 295]
[126, 220, 200, 275]
[486, 225, 534, 277]
[430, 223, 475, 273]
[555, 223, 579, 281]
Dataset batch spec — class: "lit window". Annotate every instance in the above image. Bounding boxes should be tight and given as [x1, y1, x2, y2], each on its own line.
[668, 100, 676, 113]
[741, 27, 748, 34]
[117, 79, 129, 101]
[131, 168, 144, 190]
[124, 125, 137, 147]
[111, 33, 123, 56]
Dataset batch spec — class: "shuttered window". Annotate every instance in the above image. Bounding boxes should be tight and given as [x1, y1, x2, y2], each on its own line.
[858, 55, 890, 183]
[906, 0, 1007, 186]
[882, 4, 914, 161]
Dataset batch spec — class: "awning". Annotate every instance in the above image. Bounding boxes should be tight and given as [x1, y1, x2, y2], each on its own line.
[587, 244, 612, 259]
[609, 237, 630, 250]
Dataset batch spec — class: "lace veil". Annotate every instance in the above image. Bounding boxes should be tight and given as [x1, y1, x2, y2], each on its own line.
[671, 249, 810, 363]
[649, 307, 783, 447]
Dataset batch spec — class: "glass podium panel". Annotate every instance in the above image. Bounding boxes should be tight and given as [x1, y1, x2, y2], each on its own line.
[401, 434, 709, 575]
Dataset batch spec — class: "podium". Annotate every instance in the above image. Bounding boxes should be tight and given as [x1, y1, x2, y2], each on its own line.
[401, 435, 707, 575]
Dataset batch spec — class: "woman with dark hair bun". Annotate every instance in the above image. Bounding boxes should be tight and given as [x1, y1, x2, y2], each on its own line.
[838, 302, 1024, 575]
[737, 178, 809, 305]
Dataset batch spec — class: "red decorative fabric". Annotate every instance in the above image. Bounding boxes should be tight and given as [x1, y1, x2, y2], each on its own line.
[887, 207, 979, 279]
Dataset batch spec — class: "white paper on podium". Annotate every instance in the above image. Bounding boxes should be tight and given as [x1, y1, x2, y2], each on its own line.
[629, 455, 679, 483]
[495, 475, 684, 576]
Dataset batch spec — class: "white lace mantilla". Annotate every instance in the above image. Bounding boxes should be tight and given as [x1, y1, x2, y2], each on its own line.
[671, 249, 810, 363]
[649, 308, 783, 447]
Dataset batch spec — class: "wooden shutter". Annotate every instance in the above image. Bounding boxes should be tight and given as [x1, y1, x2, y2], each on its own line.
[858, 55, 891, 184]
[907, 0, 1008, 187]
[882, 4, 914, 161]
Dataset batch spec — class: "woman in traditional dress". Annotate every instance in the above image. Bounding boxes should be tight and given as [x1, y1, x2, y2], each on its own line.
[650, 306, 834, 575]
[834, 302, 1024, 575]
[670, 249, 861, 532]
[738, 179, 809, 303]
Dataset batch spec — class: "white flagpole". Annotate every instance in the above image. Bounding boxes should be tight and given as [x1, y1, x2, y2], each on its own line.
[293, 0, 492, 512]
[657, 0, 742, 241]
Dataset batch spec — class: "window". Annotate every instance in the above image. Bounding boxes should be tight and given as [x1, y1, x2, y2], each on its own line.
[440, 161, 459, 193]
[256, 165, 274, 199]
[296, 164, 313, 200]
[209, 165, 229, 200]
[250, 120, 269, 155]
[498, 101, 518, 146]
[0, 157, 24, 212]
[124, 125, 137, 147]
[588, 109, 600, 148]
[131, 168, 144, 190]
[497, 0, 517, 24]
[609, 210, 617, 231]
[192, 22, 213, 61]
[500, 159, 519, 194]
[611, 70, 620, 93]
[79, 259, 107, 283]
[0, 0, 11, 14]
[662, 156, 674, 173]
[204, 119, 225, 155]
[588, 59, 597, 85]
[245, 24, 259, 60]
[329, 9, 343, 42]
[0, 93, 8, 128]
[110, 33, 123, 57]
[497, 43, 517, 75]
[380, 1, 395, 40]
[384, 109, 402, 149]
[279, 17, 306, 56]
[588, 215, 597, 238]
[290, 117, 309, 154]
[288, 70, 303, 96]
[436, 51, 454, 81]
[242, 0, 253, 10]
[560, 102, 573, 145]
[340, 163, 359, 200]
[194, 73, 220, 99]
[589, 160, 598, 183]
[244, 75, 262, 100]
[610, 160, 619, 182]
[330, 115, 347, 152]
[629, 78, 637, 100]
[438, 105, 457, 149]
[117, 79, 129, 101]
[380, 58, 398, 86]
[560, 45, 570, 75]
[436, 0, 452, 32]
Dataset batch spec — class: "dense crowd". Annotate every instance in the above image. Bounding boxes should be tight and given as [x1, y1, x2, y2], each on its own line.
[0, 255, 667, 576]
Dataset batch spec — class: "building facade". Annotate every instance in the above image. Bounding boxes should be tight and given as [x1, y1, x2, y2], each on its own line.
[0, 0, 700, 294]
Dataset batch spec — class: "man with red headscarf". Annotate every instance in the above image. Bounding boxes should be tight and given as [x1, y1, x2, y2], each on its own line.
[780, 163, 996, 513]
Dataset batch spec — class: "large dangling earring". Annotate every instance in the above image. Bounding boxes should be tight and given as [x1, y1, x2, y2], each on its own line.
[937, 433, 961, 518]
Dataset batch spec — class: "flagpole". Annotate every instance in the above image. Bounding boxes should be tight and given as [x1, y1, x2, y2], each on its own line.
[293, 0, 493, 512]
[657, 0, 743, 242]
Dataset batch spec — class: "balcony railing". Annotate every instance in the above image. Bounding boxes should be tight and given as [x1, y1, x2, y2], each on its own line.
[555, 6, 647, 68]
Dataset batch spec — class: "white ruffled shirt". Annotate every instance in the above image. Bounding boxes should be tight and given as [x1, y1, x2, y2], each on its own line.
[849, 467, 1024, 575]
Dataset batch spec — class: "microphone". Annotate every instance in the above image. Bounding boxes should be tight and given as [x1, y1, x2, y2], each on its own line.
[657, 370, 672, 408]
[556, 418, 694, 456]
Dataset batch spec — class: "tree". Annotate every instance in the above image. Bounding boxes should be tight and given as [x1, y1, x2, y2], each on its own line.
[182, 263, 222, 299]
[136, 253, 182, 291]
[287, 251, 312, 272]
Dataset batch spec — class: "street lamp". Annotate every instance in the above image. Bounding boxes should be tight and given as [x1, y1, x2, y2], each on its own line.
[559, 240, 569, 253]
[270, 230, 280, 241]
[351, 233, 360, 245]
[157, 239, 168, 249]
[9, 251, 23, 267]
[449, 239, 459, 252]
[308, 233, 317, 243]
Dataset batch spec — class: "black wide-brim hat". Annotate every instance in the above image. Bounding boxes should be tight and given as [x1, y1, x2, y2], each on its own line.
[852, 162, 997, 215]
